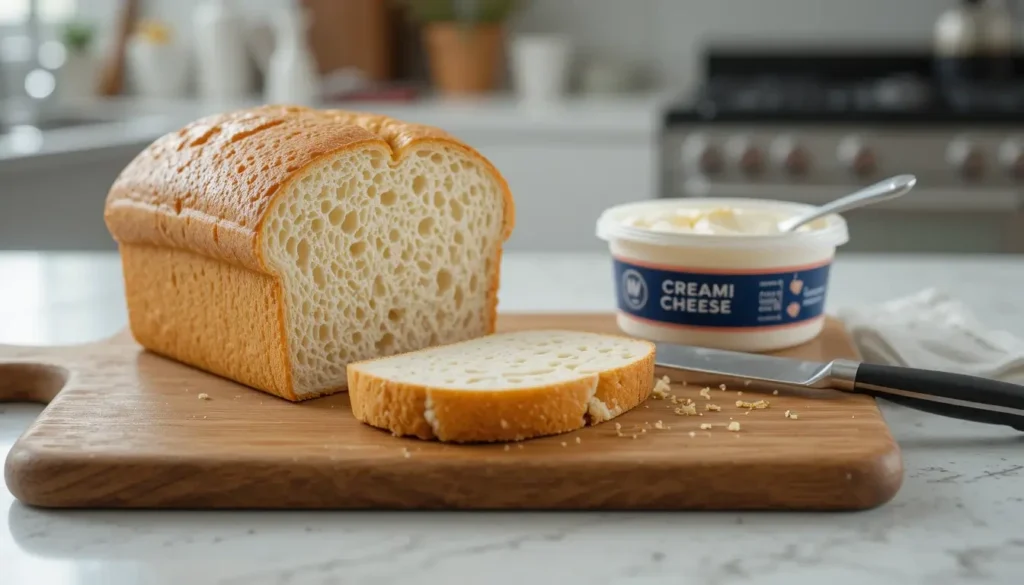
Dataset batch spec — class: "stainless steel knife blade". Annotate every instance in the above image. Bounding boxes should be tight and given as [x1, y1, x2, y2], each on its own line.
[654, 342, 850, 388]
[655, 343, 1024, 430]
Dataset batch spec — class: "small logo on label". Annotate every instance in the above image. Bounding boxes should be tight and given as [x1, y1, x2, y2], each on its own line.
[789, 278, 804, 295]
[786, 302, 802, 318]
[621, 269, 648, 310]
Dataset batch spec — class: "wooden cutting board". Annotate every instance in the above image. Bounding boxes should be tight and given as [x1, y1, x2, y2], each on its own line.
[1, 314, 902, 510]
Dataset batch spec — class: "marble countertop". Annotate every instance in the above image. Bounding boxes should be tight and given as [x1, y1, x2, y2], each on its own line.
[2, 251, 1023, 585]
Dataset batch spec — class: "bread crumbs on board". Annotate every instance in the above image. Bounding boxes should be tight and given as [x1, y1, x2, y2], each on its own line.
[504, 444, 510, 451]
[674, 403, 698, 416]
[688, 431, 696, 437]
[699, 387, 711, 400]
[575, 436, 582, 444]
[719, 383, 727, 391]
[197, 393, 210, 400]
[772, 389, 779, 395]
[561, 441, 567, 447]
[736, 399, 770, 410]
[728, 421, 741, 432]
[705, 403, 721, 412]
[785, 410, 800, 420]
[402, 448, 411, 458]
[654, 420, 667, 430]
[699, 423, 713, 430]
[651, 375, 672, 399]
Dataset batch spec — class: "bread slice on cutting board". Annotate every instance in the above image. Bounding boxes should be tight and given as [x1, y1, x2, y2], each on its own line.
[104, 105, 514, 401]
[347, 330, 656, 442]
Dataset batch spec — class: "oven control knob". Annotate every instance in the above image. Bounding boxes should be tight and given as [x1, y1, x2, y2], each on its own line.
[681, 133, 723, 175]
[837, 136, 877, 177]
[946, 139, 985, 179]
[998, 139, 1024, 180]
[770, 136, 811, 176]
[726, 136, 764, 176]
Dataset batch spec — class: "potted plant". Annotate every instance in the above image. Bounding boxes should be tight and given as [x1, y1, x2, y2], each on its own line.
[396, 0, 521, 95]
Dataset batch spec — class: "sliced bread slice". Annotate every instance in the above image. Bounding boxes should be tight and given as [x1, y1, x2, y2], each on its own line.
[347, 330, 655, 442]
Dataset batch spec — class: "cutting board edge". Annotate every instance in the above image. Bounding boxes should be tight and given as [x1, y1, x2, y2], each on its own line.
[5, 437, 903, 510]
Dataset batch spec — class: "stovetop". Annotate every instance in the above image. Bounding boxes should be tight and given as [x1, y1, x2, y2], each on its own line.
[667, 49, 1024, 125]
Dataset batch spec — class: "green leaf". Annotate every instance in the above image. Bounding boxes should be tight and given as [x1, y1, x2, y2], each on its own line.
[61, 21, 95, 53]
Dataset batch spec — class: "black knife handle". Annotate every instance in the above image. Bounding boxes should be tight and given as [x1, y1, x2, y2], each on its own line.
[854, 363, 1024, 430]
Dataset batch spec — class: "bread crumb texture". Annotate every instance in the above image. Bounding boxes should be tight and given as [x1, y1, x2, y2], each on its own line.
[104, 105, 515, 401]
[651, 375, 672, 399]
[348, 330, 655, 442]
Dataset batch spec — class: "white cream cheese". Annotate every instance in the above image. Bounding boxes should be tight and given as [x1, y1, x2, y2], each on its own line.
[622, 206, 823, 236]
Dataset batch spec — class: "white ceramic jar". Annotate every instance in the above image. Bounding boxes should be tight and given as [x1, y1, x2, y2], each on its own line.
[596, 198, 850, 352]
[510, 34, 572, 103]
[193, 0, 253, 102]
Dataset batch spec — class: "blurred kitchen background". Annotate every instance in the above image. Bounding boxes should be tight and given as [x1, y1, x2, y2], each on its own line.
[1, 0, 1023, 254]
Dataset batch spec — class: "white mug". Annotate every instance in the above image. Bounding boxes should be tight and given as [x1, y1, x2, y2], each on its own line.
[510, 34, 572, 104]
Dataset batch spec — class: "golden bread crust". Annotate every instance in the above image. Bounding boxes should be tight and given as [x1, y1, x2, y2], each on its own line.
[348, 341, 656, 442]
[120, 244, 295, 399]
[104, 105, 515, 272]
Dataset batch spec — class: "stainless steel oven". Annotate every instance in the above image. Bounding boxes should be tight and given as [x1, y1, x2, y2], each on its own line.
[660, 49, 1024, 254]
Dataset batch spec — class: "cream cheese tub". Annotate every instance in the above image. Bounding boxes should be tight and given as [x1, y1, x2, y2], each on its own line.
[596, 198, 849, 352]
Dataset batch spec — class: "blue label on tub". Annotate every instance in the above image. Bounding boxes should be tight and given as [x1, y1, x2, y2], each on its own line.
[613, 257, 831, 328]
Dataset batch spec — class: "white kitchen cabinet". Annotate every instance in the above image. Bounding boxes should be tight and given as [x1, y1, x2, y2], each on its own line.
[467, 138, 655, 252]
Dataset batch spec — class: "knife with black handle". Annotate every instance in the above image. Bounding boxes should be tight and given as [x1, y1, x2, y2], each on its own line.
[654, 343, 1024, 430]
[849, 362, 1024, 430]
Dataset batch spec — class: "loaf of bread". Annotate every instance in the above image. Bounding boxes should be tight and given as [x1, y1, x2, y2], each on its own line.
[348, 330, 655, 442]
[104, 105, 514, 401]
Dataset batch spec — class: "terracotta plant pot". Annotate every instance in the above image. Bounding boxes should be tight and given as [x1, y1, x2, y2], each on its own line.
[423, 23, 505, 95]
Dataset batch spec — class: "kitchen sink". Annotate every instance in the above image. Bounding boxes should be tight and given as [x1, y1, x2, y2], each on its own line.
[22, 115, 115, 131]
[2, 114, 120, 133]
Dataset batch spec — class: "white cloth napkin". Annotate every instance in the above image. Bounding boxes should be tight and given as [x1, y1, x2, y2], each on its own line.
[836, 288, 1024, 385]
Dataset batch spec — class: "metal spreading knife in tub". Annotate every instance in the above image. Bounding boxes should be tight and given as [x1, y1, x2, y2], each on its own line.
[654, 342, 1024, 430]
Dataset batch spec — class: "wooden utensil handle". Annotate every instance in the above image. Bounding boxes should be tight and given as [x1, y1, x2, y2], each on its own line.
[96, 0, 140, 96]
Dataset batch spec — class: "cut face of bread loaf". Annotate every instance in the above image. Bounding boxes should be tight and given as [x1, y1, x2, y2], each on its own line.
[347, 330, 655, 442]
[104, 105, 514, 401]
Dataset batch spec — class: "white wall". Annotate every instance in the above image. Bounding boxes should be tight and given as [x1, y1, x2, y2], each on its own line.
[513, 0, 981, 93]
[70, 0, 978, 95]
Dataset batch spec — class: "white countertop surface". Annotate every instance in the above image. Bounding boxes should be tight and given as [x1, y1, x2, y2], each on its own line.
[2, 251, 1023, 585]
